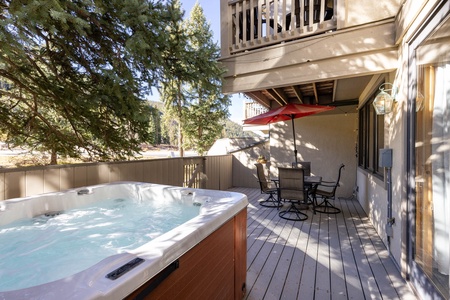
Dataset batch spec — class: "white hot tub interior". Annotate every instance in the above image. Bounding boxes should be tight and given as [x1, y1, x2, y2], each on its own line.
[0, 182, 248, 300]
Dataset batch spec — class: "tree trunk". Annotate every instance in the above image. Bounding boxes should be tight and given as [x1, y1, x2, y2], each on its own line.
[178, 122, 184, 157]
[50, 149, 58, 165]
[177, 81, 184, 157]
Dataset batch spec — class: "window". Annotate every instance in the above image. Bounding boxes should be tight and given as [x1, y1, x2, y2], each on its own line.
[358, 90, 384, 177]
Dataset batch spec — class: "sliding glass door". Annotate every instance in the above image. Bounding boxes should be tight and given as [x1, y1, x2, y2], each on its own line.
[414, 14, 450, 299]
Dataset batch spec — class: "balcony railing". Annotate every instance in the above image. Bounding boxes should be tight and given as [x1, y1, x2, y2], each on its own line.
[226, 0, 337, 54]
[244, 101, 268, 119]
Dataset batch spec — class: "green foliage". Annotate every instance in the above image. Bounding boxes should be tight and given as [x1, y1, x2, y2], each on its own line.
[223, 120, 258, 138]
[160, 2, 230, 156]
[158, 0, 192, 156]
[0, 0, 177, 163]
[147, 100, 172, 145]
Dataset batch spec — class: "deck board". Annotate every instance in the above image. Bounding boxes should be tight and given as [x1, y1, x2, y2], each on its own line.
[229, 188, 418, 300]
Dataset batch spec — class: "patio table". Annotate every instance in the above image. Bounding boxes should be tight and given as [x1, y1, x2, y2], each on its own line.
[272, 175, 322, 211]
[304, 176, 321, 211]
[271, 175, 321, 184]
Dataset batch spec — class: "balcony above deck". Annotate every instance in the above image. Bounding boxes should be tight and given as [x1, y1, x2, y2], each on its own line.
[220, 0, 402, 110]
[225, 0, 337, 55]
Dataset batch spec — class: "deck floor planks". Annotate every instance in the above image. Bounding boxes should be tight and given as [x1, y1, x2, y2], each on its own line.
[230, 187, 417, 300]
[327, 204, 348, 300]
[314, 212, 331, 299]
[334, 197, 366, 299]
[297, 208, 320, 299]
[264, 214, 301, 298]
[268, 221, 301, 299]
[249, 215, 288, 294]
[280, 213, 312, 300]
[345, 197, 401, 299]
[254, 217, 292, 299]
[340, 195, 382, 299]
[347, 197, 417, 299]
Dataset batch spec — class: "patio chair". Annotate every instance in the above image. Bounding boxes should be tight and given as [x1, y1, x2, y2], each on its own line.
[278, 167, 308, 221]
[313, 163, 345, 214]
[255, 163, 281, 208]
[292, 161, 315, 206]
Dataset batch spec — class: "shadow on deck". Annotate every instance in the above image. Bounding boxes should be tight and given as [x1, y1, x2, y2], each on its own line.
[229, 187, 417, 300]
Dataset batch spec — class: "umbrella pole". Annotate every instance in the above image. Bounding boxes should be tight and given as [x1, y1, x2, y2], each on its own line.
[291, 116, 298, 164]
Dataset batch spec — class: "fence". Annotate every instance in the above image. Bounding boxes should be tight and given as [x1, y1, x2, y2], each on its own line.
[0, 155, 233, 201]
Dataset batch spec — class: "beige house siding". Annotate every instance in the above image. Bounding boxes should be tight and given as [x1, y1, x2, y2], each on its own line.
[221, 20, 399, 95]
[337, 0, 402, 28]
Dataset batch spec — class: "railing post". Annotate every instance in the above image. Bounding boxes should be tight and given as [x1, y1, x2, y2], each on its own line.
[225, 0, 336, 54]
[201, 157, 207, 189]
[221, 0, 231, 57]
[186, 162, 202, 188]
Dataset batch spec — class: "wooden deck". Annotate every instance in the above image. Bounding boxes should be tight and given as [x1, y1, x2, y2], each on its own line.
[229, 187, 418, 300]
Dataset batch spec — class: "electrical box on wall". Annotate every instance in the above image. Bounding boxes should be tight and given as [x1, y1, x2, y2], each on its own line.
[379, 148, 393, 168]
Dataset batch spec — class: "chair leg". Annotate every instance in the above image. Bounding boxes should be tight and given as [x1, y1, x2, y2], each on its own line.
[313, 196, 341, 214]
[306, 190, 316, 214]
[259, 193, 283, 208]
[279, 201, 308, 221]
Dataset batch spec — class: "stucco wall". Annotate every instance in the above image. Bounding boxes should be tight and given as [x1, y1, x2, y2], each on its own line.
[356, 169, 389, 240]
[232, 142, 270, 188]
[269, 112, 358, 199]
[356, 68, 406, 270]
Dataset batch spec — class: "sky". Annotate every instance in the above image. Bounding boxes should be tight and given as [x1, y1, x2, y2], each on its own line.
[179, 0, 245, 123]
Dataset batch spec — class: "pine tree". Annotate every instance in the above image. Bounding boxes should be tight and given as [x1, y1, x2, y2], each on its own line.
[159, 2, 230, 156]
[182, 3, 230, 155]
[0, 0, 176, 163]
[158, 0, 194, 157]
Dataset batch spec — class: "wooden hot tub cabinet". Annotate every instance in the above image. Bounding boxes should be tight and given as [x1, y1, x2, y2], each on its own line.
[125, 208, 247, 299]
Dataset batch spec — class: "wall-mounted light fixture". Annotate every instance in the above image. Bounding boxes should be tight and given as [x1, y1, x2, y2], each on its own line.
[373, 83, 397, 115]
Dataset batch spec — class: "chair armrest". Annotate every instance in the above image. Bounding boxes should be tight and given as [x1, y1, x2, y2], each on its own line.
[317, 180, 336, 188]
[257, 179, 278, 189]
[315, 181, 338, 194]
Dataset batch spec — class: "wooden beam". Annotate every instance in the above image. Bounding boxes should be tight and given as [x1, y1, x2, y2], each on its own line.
[245, 91, 271, 108]
[312, 82, 319, 104]
[332, 79, 337, 102]
[326, 98, 359, 106]
[272, 88, 289, 105]
[292, 85, 304, 104]
[266, 89, 285, 106]
[221, 21, 397, 93]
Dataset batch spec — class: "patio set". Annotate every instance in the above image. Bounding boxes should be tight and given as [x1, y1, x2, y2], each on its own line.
[245, 101, 344, 221]
[255, 161, 345, 221]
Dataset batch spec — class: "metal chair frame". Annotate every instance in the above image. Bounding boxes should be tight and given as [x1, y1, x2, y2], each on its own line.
[292, 161, 315, 207]
[313, 164, 345, 214]
[255, 163, 282, 208]
[278, 167, 308, 221]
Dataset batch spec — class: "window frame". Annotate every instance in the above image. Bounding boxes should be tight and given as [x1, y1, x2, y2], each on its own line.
[358, 90, 385, 179]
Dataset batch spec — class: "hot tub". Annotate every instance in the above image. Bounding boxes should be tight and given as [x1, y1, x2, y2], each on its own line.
[0, 182, 248, 300]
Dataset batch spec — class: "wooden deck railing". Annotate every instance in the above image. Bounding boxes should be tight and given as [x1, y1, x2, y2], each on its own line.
[244, 102, 268, 119]
[225, 0, 337, 54]
[0, 155, 232, 200]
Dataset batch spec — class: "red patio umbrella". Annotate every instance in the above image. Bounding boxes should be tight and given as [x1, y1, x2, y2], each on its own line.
[243, 103, 335, 164]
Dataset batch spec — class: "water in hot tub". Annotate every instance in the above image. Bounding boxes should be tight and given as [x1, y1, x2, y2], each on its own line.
[0, 197, 201, 292]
